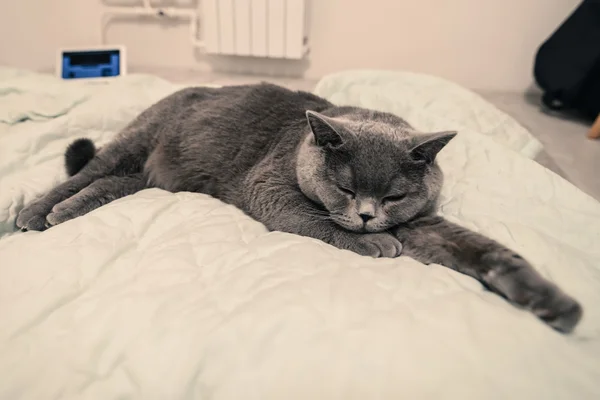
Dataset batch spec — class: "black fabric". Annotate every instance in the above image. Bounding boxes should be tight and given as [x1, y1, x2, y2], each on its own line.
[534, 0, 600, 119]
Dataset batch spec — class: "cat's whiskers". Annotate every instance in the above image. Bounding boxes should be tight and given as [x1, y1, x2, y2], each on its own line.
[301, 209, 334, 221]
[310, 215, 335, 222]
[308, 210, 331, 216]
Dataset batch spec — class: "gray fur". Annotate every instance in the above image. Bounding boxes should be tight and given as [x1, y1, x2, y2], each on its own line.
[16, 83, 582, 333]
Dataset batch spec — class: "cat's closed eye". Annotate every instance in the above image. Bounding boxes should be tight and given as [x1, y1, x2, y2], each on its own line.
[337, 186, 355, 198]
[383, 194, 407, 204]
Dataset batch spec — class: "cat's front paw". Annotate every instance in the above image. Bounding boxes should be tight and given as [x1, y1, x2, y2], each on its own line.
[352, 233, 403, 258]
[483, 252, 583, 333]
[16, 202, 51, 231]
[531, 287, 583, 333]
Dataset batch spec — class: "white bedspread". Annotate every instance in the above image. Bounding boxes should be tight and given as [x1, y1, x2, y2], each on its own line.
[0, 69, 599, 400]
[315, 70, 543, 159]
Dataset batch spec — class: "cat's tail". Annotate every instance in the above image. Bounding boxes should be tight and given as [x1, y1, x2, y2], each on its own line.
[65, 138, 96, 176]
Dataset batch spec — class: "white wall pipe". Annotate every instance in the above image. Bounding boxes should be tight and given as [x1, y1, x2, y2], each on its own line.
[102, 3, 205, 48]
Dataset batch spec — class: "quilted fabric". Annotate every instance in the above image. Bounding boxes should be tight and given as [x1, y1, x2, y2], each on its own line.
[0, 69, 599, 400]
[314, 70, 543, 159]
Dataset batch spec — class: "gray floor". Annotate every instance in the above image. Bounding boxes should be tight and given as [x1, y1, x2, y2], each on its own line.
[133, 67, 600, 201]
[479, 91, 600, 201]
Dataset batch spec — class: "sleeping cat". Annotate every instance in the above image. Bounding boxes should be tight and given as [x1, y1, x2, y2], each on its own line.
[16, 83, 582, 333]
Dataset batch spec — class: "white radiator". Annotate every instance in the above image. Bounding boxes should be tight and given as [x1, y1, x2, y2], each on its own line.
[203, 0, 307, 59]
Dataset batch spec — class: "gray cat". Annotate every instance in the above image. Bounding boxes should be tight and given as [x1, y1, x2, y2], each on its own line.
[16, 83, 582, 333]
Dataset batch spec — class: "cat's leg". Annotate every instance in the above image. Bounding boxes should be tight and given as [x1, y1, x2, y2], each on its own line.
[394, 215, 583, 333]
[16, 109, 160, 232]
[17, 87, 208, 231]
[243, 185, 402, 258]
[17, 138, 147, 231]
[45, 174, 148, 227]
[16, 173, 99, 231]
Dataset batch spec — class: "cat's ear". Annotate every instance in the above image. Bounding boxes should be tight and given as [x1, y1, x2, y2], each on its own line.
[306, 111, 344, 148]
[410, 131, 457, 163]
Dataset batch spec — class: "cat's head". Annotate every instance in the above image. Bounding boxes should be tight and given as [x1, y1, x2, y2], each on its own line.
[296, 107, 456, 233]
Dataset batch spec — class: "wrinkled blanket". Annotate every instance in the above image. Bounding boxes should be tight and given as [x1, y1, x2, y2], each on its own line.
[0, 69, 599, 400]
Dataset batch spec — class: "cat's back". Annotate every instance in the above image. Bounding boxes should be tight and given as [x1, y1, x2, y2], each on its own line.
[170, 83, 331, 144]
[181, 83, 332, 162]
[146, 83, 332, 194]
[198, 82, 330, 127]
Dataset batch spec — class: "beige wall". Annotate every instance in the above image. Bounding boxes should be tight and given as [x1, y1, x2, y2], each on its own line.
[1, 0, 579, 90]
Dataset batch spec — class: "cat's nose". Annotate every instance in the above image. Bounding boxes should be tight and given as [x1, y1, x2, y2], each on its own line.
[359, 213, 374, 223]
[357, 199, 376, 223]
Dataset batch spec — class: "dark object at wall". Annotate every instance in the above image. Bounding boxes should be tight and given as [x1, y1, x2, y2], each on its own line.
[534, 0, 600, 120]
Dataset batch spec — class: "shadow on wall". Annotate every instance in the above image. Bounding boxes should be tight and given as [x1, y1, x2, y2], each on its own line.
[102, 15, 184, 40]
[103, 0, 199, 7]
[196, 49, 310, 78]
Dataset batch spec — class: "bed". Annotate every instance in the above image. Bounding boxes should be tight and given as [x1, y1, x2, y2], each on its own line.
[0, 67, 599, 399]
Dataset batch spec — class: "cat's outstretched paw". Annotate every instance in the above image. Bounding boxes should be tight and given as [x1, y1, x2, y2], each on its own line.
[45, 209, 76, 227]
[44, 200, 73, 227]
[483, 252, 583, 333]
[16, 203, 51, 231]
[532, 288, 583, 333]
[352, 233, 403, 258]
